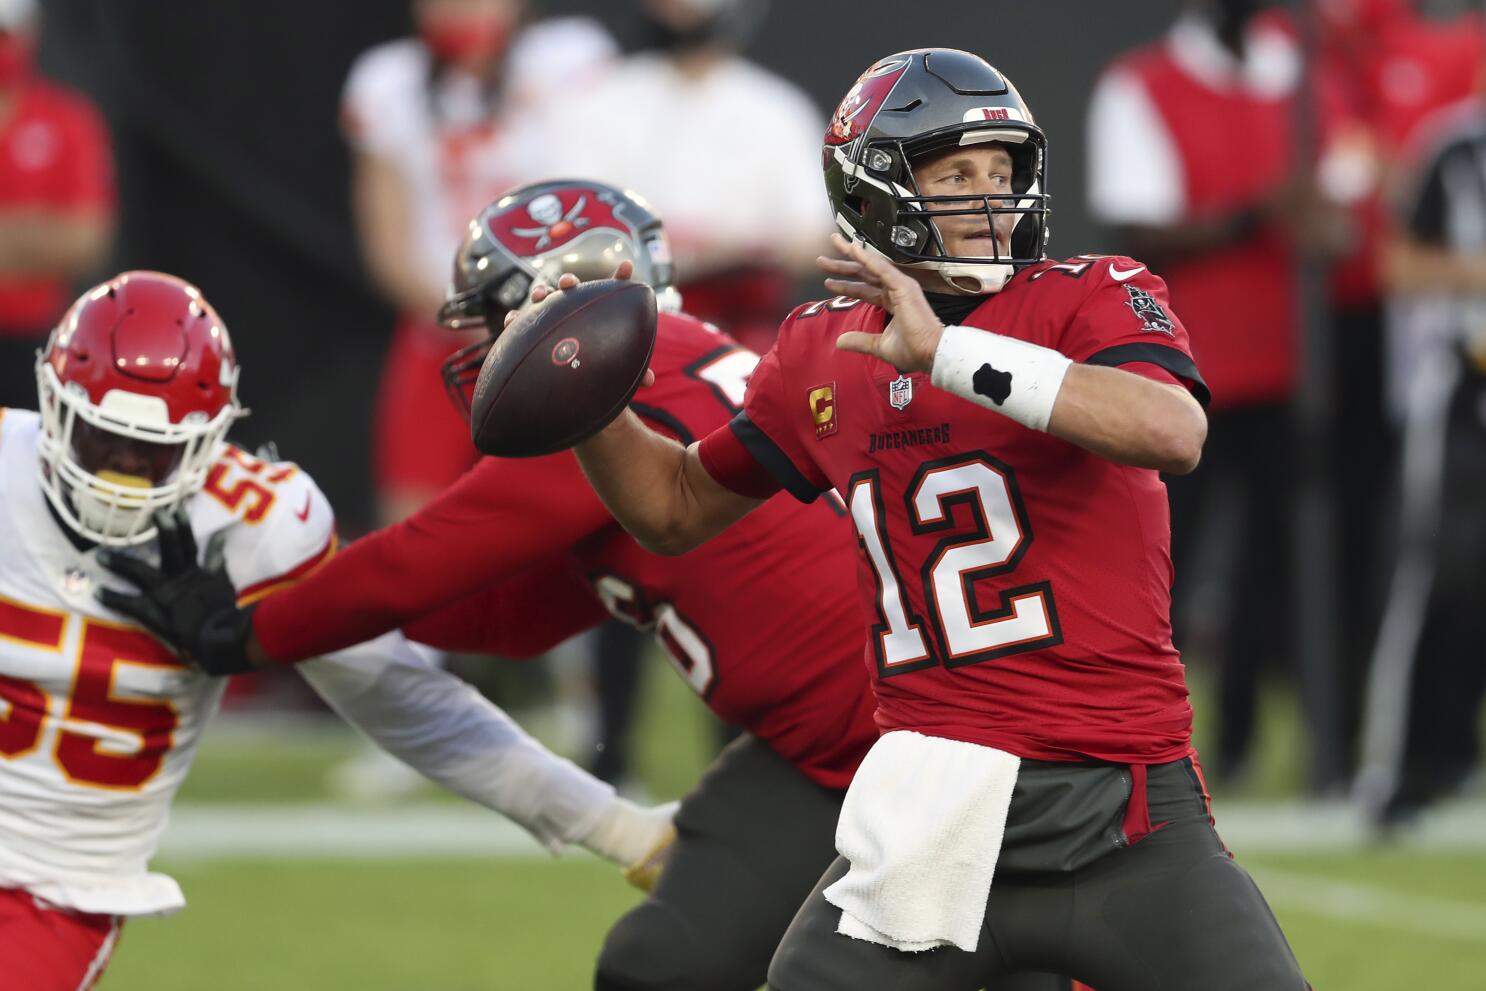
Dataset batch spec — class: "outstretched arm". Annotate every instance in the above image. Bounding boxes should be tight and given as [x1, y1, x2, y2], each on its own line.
[823, 235, 1206, 474]
[302, 631, 676, 877]
[573, 412, 762, 556]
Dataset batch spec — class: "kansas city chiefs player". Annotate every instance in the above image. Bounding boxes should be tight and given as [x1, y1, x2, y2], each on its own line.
[97, 183, 1082, 991]
[0, 271, 672, 991]
[540, 50, 1312, 990]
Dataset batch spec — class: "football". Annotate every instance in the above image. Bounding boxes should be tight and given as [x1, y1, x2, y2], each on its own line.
[468, 279, 658, 458]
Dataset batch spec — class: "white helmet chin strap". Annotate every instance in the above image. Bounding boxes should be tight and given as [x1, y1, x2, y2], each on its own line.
[934, 260, 1014, 294]
[834, 211, 1021, 297]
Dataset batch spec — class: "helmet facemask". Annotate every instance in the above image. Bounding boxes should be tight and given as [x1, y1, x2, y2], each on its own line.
[36, 353, 239, 547]
[834, 129, 1048, 295]
[823, 49, 1052, 296]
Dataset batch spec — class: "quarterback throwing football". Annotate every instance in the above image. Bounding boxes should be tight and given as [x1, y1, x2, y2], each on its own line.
[551, 49, 1310, 990]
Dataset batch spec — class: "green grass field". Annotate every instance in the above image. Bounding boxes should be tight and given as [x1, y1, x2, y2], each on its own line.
[95, 659, 1486, 990]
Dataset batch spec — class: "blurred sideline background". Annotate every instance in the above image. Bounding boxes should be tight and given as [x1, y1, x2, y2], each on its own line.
[33, 0, 1162, 530]
[6, 0, 1484, 988]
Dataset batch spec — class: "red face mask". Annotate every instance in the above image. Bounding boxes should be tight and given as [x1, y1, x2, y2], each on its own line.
[0, 33, 34, 89]
[417, 12, 515, 65]
[1317, 0, 1410, 37]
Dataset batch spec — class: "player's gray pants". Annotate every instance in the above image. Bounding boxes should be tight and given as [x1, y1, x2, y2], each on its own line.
[768, 757, 1308, 991]
[594, 734, 1080, 991]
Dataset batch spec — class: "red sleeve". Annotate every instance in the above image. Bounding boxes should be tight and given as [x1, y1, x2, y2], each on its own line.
[1059, 261, 1210, 406]
[401, 557, 607, 657]
[253, 453, 614, 662]
[713, 323, 833, 503]
[1119, 361, 1183, 389]
[696, 419, 782, 499]
[54, 94, 114, 211]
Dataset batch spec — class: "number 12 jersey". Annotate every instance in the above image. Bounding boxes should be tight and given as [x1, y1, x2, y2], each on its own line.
[699, 256, 1210, 765]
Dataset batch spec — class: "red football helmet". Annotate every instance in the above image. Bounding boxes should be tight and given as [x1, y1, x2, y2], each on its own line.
[437, 178, 682, 415]
[35, 271, 243, 546]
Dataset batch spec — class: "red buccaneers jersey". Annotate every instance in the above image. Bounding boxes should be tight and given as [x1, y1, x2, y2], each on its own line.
[699, 257, 1209, 764]
[252, 312, 875, 789]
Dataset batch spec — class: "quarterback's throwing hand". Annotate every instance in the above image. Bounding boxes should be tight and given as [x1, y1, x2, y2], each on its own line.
[822, 233, 945, 374]
[502, 259, 637, 329]
[502, 259, 653, 389]
[95, 508, 256, 675]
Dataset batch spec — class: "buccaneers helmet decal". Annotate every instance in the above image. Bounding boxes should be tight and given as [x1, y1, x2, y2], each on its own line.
[493, 187, 630, 254]
[438, 179, 681, 416]
[826, 55, 912, 148]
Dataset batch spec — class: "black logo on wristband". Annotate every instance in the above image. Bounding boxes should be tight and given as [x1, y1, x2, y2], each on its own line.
[973, 364, 1013, 406]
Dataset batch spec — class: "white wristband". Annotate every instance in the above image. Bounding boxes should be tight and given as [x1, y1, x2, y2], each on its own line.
[930, 324, 1071, 432]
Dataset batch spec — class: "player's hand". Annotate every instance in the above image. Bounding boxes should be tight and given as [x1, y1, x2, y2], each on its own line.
[503, 260, 654, 388]
[823, 233, 945, 374]
[95, 507, 257, 675]
[618, 799, 679, 893]
[622, 821, 677, 892]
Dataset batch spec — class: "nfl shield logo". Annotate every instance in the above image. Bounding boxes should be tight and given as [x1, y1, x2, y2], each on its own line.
[889, 375, 913, 411]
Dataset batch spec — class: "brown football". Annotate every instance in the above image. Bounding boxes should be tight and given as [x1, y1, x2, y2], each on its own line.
[469, 279, 658, 458]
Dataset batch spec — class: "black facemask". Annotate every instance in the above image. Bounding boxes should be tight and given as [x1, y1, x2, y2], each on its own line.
[1206, 0, 1275, 56]
[638, 10, 726, 54]
[637, 1, 764, 55]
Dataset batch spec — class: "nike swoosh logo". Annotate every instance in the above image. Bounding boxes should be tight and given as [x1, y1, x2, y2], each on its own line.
[1108, 263, 1145, 282]
[294, 493, 311, 522]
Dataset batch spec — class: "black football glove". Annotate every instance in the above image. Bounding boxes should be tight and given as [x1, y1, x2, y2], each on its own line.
[95, 506, 256, 675]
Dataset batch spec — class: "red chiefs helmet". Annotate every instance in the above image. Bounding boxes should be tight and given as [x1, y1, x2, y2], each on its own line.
[35, 271, 243, 546]
[436, 178, 682, 415]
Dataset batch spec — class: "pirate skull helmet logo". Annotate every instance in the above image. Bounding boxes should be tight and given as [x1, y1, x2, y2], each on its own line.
[513, 193, 594, 249]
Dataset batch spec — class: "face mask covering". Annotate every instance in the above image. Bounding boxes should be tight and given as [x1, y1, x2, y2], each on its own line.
[418, 12, 514, 64]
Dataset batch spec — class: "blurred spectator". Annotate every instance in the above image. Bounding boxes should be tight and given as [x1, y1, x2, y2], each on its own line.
[1313, 0, 1485, 762]
[541, 0, 827, 355]
[536, 0, 827, 788]
[1357, 91, 1486, 828]
[0, 0, 112, 409]
[333, 0, 612, 799]
[1087, 0, 1353, 782]
[341, 0, 613, 523]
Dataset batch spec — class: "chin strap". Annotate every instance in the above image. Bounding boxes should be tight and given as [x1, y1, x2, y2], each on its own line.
[935, 261, 1014, 295]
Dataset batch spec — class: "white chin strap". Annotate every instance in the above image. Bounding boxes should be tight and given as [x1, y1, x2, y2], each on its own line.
[934, 261, 1014, 295]
[839, 231, 1015, 297]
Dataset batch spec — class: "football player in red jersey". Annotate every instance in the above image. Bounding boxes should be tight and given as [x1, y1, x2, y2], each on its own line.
[98, 180, 1085, 991]
[521, 50, 1311, 990]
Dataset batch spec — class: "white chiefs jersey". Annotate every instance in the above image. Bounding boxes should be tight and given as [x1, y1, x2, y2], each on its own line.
[0, 409, 336, 917]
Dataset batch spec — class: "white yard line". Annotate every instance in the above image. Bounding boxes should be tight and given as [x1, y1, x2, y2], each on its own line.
[1211, 798, 1486, 853]
[153, 802, 1486, 943]
[158, 805, 554, 861]
[155, 798, 1486, 862]
[1250, 867, 1486, 944]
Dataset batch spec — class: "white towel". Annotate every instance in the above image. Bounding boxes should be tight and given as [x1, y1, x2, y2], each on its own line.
[823, 730, 1020, 953]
